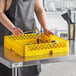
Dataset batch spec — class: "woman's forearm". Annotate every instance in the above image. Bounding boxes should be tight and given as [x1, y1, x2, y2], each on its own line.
[0, 12, 15, 32]
[35, 8, 48, 31]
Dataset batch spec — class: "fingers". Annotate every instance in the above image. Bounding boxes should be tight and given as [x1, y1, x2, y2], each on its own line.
[45, 32, 49, 37]
[13, 28, 24, 36]
[17, 28, 24, 34]
[48, 31, 54, 35]
[13, 31, 20, 36]
[44, 30, 54, 37]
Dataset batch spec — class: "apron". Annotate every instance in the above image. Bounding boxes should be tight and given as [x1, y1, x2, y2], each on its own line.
[0, 0, 41, 76]
[0, 0, 36, 44]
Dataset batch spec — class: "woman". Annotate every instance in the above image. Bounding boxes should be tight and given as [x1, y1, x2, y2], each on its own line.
[0, 0, 54, 76]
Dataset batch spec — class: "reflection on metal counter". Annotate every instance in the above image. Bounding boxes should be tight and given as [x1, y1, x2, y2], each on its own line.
[4, 33, 69, 57]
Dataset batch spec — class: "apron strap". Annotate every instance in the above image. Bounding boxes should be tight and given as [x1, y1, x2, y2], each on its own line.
[5, 0, 7, 11]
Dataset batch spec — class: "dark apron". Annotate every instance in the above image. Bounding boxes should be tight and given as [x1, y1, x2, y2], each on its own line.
[0, 0, 41, 76]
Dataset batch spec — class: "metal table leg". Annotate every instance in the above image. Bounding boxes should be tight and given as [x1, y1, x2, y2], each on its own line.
[12, 68, 18, 76]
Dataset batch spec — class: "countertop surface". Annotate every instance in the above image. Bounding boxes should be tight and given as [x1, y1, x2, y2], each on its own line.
[0, 40, 76, 68]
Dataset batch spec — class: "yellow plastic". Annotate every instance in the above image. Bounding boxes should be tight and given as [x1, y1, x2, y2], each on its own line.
[4, 33, 69, 57]
[4, 47, 69, 62]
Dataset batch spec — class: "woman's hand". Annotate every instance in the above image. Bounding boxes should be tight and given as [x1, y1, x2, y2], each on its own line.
[44, 28, 54, 37]
[11, 26, 24, 36]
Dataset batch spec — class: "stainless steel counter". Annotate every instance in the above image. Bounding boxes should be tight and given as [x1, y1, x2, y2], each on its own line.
[0, 40, 76, 69]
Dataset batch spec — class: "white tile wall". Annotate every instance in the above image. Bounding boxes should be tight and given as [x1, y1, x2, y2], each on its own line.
[46, 13, 68, 31]
[35, 12, 68, 31]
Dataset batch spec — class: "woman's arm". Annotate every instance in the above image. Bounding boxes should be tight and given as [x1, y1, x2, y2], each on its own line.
[0, 0, 23, 36]
[35, 0, 54, 36]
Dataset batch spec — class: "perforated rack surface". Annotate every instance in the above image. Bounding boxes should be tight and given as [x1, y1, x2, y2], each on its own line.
[4, 33, 69, 57]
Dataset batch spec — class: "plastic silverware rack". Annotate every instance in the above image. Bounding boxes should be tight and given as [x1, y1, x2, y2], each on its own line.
[4, 33, 69, 57]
